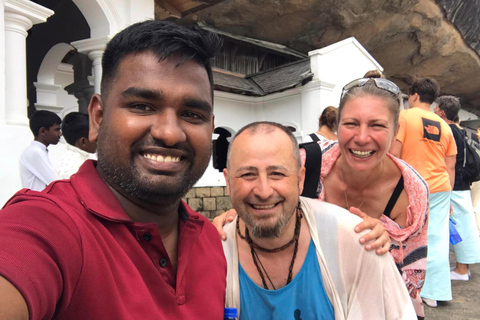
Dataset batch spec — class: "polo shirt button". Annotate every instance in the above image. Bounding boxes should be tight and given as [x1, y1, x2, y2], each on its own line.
[143, 232, 152, 241]
[159, 258, 168, 268]
[176, 295, 185, 304]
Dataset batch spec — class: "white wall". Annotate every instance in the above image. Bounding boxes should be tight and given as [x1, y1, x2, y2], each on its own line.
[195, 90, 304, 187]
[0, 125, 33, 203]
[459, 109, 478, 121]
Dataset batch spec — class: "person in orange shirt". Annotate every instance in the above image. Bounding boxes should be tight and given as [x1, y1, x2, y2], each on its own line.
[391, 78, 457, 308]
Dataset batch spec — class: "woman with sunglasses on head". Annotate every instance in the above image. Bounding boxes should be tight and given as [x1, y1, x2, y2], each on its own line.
[311, 78, 428, 319]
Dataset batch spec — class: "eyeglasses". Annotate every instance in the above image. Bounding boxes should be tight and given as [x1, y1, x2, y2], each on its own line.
[341, 78, 401, 100]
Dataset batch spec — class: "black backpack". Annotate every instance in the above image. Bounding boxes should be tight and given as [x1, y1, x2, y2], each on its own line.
[299, 134, 322, 198]
[462, 133, 480, 183]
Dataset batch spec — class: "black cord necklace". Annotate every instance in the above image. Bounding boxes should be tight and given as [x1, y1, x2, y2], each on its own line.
[236, 203, 303, 290]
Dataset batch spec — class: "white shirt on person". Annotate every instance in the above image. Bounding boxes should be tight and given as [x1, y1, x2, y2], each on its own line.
[19, 141, 54, 191]
[54, 144, 95, 180]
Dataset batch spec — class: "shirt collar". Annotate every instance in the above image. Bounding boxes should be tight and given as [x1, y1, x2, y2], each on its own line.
[66, 144, 92, 158]
[32, 140, 48, 152]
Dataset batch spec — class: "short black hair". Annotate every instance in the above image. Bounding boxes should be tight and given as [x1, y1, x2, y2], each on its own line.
[62, 112, 89, 146]
[409, 78, 440, 104]
[436, 95, 460, 122]
[29, 110, 62, 137]
[101, 20, 222, 100]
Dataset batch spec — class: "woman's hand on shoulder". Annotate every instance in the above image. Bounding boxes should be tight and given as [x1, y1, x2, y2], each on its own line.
[212, 209, 238, 241]
[349, 207, 391, 255]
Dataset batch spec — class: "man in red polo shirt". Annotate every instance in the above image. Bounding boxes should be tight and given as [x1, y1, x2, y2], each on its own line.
[0, 21, 226, 319]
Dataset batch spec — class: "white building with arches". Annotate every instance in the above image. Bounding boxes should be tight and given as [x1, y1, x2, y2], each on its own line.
[1, 0, 155, 204]
[1, 0, 477, 205]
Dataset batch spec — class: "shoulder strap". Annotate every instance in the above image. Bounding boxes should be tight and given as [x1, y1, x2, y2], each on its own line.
[383, 176, 404, 217]
[300, 141, 322, 198]
[309, 133, 320, 142]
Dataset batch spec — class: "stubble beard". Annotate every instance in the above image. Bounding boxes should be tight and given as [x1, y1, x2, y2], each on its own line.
[96, 128, 211, 206]
[98, 160, 200, 205]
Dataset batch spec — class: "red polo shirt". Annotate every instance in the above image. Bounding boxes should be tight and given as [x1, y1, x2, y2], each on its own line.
[0, 160, 226, 319]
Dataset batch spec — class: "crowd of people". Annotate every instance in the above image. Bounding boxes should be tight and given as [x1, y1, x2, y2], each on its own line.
[2, 19, 480, 320]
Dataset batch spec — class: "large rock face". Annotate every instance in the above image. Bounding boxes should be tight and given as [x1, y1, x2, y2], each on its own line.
[437, 0, 480, 52]
[178, 0, 480, 114]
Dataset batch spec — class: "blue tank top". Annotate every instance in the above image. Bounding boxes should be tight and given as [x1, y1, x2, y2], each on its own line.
[238, 239, 334, 320]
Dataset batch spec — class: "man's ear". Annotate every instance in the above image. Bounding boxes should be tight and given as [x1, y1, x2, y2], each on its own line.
[88, 94, 103, 143]
[223, 168, 231, 195]
[298, 165, 306, 195]
[76, 137, 86, 149]
[413, 93, 420, 103]
[38, 127, 47, 136]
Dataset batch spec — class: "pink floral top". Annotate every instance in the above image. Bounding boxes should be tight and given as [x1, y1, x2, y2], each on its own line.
[300, 141, 428, 314]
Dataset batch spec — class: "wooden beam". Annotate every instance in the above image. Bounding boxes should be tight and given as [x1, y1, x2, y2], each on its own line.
[157, 0, 182, 19]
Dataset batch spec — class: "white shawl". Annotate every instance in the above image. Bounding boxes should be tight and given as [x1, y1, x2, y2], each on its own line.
[222, 197, 416, 319]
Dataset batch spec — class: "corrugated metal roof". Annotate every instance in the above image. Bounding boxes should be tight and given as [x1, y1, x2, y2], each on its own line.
[213, 59, 312, 96]
[199, 23, 307, 60]
[213, 72, 264, 96]
[248, 59, 312, 94]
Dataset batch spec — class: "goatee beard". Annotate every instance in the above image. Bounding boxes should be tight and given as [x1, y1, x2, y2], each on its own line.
[242, 207, 295, 239]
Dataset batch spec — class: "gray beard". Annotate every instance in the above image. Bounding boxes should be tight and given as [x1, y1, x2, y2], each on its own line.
[242, 206, 295, 239]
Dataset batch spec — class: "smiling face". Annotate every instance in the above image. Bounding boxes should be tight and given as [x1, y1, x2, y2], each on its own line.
[337, 95, 396, 172]
[224, 127, 305, 239]
[89, 52, 214, 205]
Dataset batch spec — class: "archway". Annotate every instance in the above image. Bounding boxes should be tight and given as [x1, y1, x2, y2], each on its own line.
[34, 43, 77, 116]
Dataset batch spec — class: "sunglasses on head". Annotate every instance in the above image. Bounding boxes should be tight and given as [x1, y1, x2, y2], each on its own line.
[341, 78, 401, 100]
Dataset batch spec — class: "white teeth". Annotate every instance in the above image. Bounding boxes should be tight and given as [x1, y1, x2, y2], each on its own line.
[351, 150, 373, 158]
[252, 204, 276, 209]
[143, 154, 180, 163]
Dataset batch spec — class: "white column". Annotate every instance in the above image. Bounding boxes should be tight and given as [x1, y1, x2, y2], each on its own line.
[0, 0, 5, 124]
[33, 81, 63, 113]
[4, 0, 53, 125]
[72, 37, 109, 95]
[4, 13, 31, 125]
[88, 50, 103, 94]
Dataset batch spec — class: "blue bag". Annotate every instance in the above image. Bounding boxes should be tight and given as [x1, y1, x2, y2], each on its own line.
[449, 218, 463, 245]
